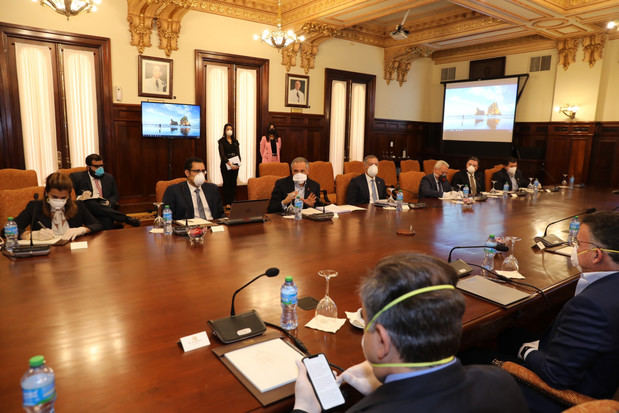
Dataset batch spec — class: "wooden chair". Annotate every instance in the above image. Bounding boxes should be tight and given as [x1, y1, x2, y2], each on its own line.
[485, 165, 504, 191]
[343, 161, 364, 175]
[309, 161, 336, 204]
[0, 186, 45, 226]
[377, 160, 397, 187]
[247, 176, 279, 200]
[398, 171, 424, 203]
[423, 159, 437, 175]
[563, 400, 619, 413]
[446, 168, 459, 183]
[400, 159, 420, 173]
[155, 178, 186, 203]
[58, 166, 87, 176]
[0, 169, 38, 190]
[335, 173, 357, 205]
[259, 162, 289, 177]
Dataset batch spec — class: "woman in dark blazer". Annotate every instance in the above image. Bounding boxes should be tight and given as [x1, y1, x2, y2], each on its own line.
[218, 123, 241, 208]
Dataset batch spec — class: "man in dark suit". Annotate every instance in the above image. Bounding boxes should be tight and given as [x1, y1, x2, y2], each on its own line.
[516, 211, 619, 412]
[451, 156, 484, 195]
[346, 155, 388, 205]
[292, 253, 528, 413]
[268, 157, 321, 213]
[162, 157, 224, 221]
[70, 154, 140, 229]
[419, 160, 452, 199]
[491, 157, 528, 190]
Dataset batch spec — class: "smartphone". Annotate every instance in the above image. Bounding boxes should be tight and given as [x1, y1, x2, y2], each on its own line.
[302, 353, 345, 410]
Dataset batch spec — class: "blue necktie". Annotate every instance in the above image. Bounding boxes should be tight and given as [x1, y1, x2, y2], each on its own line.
[371, 179, 378, 202]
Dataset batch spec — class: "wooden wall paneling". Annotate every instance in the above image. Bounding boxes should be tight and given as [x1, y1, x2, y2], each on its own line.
[544, 122, 594, 185]
[267, 112, 327, 163]
[589, 122, 619, 188]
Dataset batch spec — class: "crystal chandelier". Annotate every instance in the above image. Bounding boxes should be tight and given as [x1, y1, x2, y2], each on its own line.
[34, 0, 101, 19]
[253, 0, 304, 50]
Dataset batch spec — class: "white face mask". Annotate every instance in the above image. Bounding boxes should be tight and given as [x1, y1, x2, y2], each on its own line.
[571, 246, 582, 271]
[193, 172, 205, 187]
[467, 165, 476, 174]
[225, 130, 233, 137]
[292, 173, 307, 184]
[367, 164, 378, 178]
[507, 167, 517, 175]
[48, 198, 67, 209]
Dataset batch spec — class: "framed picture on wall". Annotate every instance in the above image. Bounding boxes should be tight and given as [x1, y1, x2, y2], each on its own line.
[285, 74, 309, 108]
[138, 55, 173, 99]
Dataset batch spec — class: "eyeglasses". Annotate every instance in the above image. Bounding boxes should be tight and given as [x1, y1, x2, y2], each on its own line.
[574, 239, 619, 255]
[190, 169, 206, 174]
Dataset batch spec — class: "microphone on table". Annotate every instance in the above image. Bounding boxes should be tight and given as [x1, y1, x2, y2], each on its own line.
[448, 243, 508, 277]
[3, 193, 50, 259]
[30, 193, 39, 247]
[534, 208, 596, 248]
[208, 267, 280, 343]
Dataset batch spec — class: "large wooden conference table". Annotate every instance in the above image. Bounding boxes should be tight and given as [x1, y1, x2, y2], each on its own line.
[1, 187, 616, 412]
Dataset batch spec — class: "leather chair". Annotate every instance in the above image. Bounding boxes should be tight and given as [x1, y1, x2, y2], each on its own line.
[423, 159, 437, 175]
[0, 186, 45, 226]
[0, 169, 38, 190]
[247, 176, 279, 200]
[335, 173, 357, 205]
[400, 159, 420, 173]
[377, 160, 397, 188]
[343, 161, 364, 175]
[259, 162, 289, 177]
[58, 166, 87, 176]
[446, 168, 460, 183]
[485, 165, 505, 191]
[155, 178, 186, 203]
[309, 161, 336, 204]
[398, 171, 424, 203]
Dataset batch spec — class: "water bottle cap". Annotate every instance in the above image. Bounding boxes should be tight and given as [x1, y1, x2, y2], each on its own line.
[165, 205, 170, 208]
[8, 216, 14, 220]
[29, 355, 45, 367]
[285, 276, 293, 282]
[489, 234, 495, 238]
[574, 216, 578, 219]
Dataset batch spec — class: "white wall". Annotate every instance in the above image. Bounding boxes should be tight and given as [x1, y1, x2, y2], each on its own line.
[596, 39, 619, 121]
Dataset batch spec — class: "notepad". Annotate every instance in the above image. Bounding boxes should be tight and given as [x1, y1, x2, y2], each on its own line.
[457, 275, 531, 307]
[174, 218, 212, 226]
[223, 338, 303, 393]
[17, 237, 62, 246]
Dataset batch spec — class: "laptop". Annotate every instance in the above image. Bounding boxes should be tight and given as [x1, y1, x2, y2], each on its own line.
[221, 199, 269, 226]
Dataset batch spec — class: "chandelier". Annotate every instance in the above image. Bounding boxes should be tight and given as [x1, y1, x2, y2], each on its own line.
[253, 0, 304, 50]
[34, 0, 101, 19]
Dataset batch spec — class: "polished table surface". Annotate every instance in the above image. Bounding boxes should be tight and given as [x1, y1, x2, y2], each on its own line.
[1, 188, 616, 412]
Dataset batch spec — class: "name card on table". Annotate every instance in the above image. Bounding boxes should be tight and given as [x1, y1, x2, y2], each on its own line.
[180, 331, 211, 352]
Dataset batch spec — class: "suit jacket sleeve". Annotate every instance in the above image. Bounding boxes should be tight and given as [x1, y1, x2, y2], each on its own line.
[203, 183, 224, 219]
[492, 170, 507, 190]
[76, 201, 103, 234]
[104, 174, 120, 208]
[307, 181, 322, 208]
[268, 179, 288, 213]
[162, 184, 180, 219]
[218, 139, 228, 164]
[377, 177, 388, 199]
[346, 177, 363, 205]
[259, 136, 267, 160]
[419, 175, 441, 198]
[70, 172, 91, 197]
[14, 201, 37, 236]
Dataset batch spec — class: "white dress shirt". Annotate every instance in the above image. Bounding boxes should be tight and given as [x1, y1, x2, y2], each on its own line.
[365, 174, 379, 204]
[187, 182, 213, 220]
[508, 173, 518, 190]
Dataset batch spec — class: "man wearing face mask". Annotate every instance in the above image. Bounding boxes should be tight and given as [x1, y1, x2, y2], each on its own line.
[515, 211, 619, 412]
[70, 154, 140, 229]
[292, 253, 527, 413]
[346, 155, 388, 205]
[418, 160, 452, 199]
[267, 157, 321, 213]
[492, 157, 527, 191]
[162, 157, 224, 221]
[451, 156, 485, 196]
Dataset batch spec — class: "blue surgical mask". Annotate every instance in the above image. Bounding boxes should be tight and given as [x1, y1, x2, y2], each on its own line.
[94, 166, 104, 177]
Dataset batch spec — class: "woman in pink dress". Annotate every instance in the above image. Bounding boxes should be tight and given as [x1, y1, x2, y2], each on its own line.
[259, 123, 281, 163]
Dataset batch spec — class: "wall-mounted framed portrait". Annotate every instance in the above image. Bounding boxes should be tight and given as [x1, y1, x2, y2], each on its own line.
[285, 73, 309, 108]
[138, 55, 173, 99]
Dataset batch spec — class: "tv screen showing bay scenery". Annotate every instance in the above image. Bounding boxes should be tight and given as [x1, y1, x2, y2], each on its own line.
[141, 102, 201, 139]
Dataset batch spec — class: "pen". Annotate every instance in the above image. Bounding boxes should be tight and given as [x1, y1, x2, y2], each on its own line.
[37, 220, 48, 229]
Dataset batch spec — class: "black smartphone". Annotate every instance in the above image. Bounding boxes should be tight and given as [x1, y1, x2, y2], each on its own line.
[302, 353, 345, 410]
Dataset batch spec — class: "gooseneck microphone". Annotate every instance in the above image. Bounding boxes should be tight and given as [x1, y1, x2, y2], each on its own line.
[29, 193, 39, 247]
[534, 208, 596, 248]
[543, 208, 596, 236]
[447, 244, 509, 262]
[230, 267, 279, 316]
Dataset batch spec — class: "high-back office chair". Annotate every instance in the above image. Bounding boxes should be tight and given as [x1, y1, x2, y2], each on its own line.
[335, 172, 357, 205]
[343, 161, 364, 175]
[377, 160, 397, 187]
[423, 159, 437, 175]
[155, 178, 186, 203]
[58, 166, 87, 176]
[0, 169, 38, 190]
[400, 159, 420, 173]
[259, 162, 289, 177]
[446, 168, 460, 183]
[485, 165, 504, 191]
[309, 161, 336, 204]
[247, 175, 279, 200]
[398, 171, 424, 203]
[0, 186, 45, 226]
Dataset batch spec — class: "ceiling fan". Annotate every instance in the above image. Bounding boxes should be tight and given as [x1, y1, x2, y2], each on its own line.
[390, 9, 410, 40]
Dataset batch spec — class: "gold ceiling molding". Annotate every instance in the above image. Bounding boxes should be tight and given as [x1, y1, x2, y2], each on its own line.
[189, 0, 276, 25]
[581, 33, 605, 67]
[384, 45, 432, 86]
[280, 22, 341, 74]
[557, 37, 579, 69]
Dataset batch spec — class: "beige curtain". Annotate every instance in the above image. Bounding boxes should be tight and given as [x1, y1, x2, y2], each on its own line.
[63, 48, 99, 167]
[15, 42, 58, 184]
[329, 80, 347, 175]
[235, 68, 257, 184]
[349, 83, 366, 162]
[206, 64, 228, 185]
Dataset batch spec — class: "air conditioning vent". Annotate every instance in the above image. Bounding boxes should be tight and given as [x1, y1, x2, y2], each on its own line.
[441, 67, 456, 81]
[530, 55, 551, 72]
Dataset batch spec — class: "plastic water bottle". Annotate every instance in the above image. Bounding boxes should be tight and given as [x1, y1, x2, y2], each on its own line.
[294, 195, 303, 221]
[533, 179, 540, 193]
[21, 355, 56, 413]
[502, 183, 509, 199]
[4, 217, 18, 252]
[482, 234, 497, 272]
[462, 186, 470, 199]
[569, 176, 575, 189]
[568, 216, 580, 246]
[280, 276, 298, 330]
[163, 205, 173, 235]
[396, 191, 403, 212]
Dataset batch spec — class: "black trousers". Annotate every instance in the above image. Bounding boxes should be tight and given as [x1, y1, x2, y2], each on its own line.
[220, 164, 238, 205]
[83, 199, 129, 229]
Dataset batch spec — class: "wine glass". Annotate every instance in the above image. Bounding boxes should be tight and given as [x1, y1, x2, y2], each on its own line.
[490, 180, 498, 193]
[502, 236, 522, 271]
[456, 184, 463, 198]
[153, 202, 164, 228]
[561, 174, 568, 186]
[316, 269, 338, 318]
[527, 177, 534, 190]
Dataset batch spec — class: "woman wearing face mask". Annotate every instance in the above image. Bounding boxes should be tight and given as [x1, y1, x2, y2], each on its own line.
[13, 172, 103, 241]
[259, 122, 282, 163]
[218, 123, 241, 208]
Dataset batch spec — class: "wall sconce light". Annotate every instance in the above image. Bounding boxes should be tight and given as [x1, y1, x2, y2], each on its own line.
[607, 21, 617, 30]
[558, 104, 578, 120]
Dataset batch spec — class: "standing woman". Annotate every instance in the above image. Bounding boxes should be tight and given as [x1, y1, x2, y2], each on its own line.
[259, 122, 281, 163]
[218, 123, 241, 209]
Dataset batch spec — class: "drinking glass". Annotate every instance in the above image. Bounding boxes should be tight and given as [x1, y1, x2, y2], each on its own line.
[153, 202, 164, 228]
[527, 177, 534, 189]
[502, 236, 522, 271]
[561, 174, 568, 186]
[490, 180, 498, 193]
[316, 269, 338, 318]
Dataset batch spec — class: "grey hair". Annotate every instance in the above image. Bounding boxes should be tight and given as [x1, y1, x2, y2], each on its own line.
[434, 160, 449, 170]
[291, 157, 309, 169]
[363, 155, 378, 165]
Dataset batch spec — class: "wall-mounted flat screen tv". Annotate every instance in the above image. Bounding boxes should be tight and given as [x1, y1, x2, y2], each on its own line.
[141, 102, 201, 139]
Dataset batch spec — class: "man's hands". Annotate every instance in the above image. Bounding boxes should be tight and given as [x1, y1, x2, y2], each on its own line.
[336, 360, 381, 396]
[304, 192, 317, 207]
[293, 360, 321, 413]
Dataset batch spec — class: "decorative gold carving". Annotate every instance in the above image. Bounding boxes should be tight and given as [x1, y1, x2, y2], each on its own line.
[281, 43, 300, 72]
[557, 38, 579, 69]
[384, 45, 432, 86]
[288, 22, 341, 74]
[581, 33, 605, 67]
[127, 9, 155, 54]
